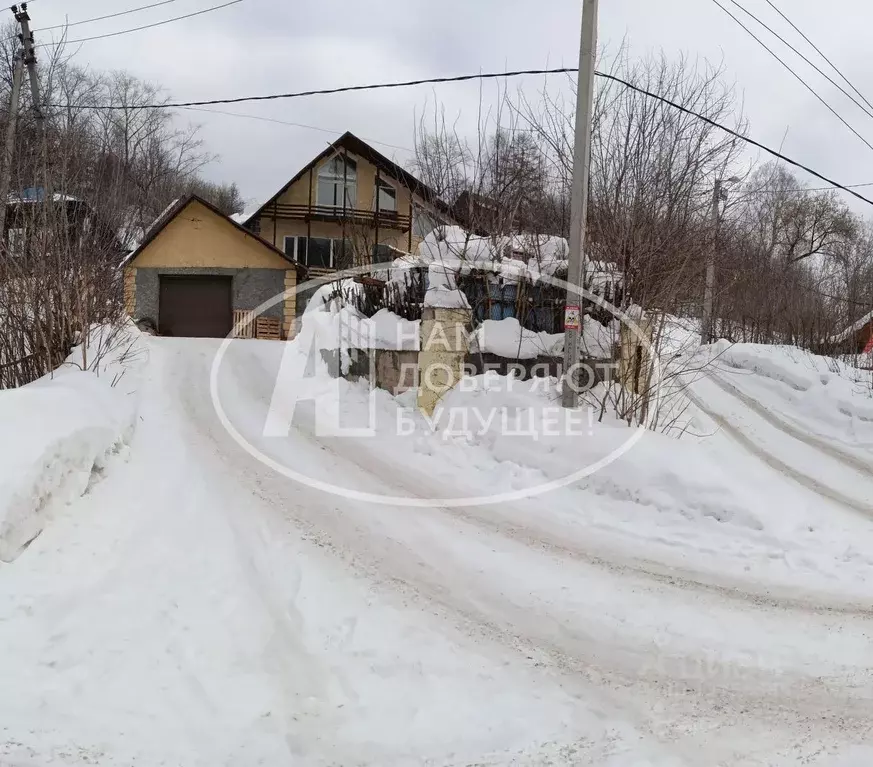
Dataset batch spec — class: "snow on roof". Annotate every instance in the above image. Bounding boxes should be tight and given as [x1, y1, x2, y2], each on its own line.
[830, 310, 873, 345]
[8, 190, 79, 204]
[417, 225, 622, 286]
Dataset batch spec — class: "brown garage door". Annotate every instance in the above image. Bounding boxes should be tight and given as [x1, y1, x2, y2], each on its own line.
[159, 275, 233, 337]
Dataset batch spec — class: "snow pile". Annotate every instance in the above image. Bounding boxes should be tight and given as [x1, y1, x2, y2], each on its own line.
[508, 233, 568, 261]
[423, 262, 471, 309]
[418, 225, 499, 266]
[416, 226, 623, 294]
[432, 372, 767, 530]
[705, 341, 873, 446]
[0, 328, 143, 561]
[470, 317, 616, 360]
[470, 318, 562, 359]
[301, 291, 419, 352]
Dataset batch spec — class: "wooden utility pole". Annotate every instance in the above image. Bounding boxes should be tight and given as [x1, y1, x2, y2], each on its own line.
[0, 2, 43, 243]
[701, 176, 737, 343]
[701, 179, 722, 344]
[16, 4, 44, 124]
[0, 51, 24, 240]
[561, 0, 599, 408]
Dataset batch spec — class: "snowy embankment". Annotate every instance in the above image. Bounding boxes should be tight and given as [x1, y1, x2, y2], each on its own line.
[271, 300, 873, 601]
[0, 328, 142, 561]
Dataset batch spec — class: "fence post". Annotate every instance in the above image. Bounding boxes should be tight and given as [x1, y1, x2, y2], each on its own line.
[417, 264, 471, 416]
[619, 312, 653, 395]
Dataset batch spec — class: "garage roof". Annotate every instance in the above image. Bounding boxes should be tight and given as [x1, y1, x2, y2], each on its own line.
[123, 194, 307, 277]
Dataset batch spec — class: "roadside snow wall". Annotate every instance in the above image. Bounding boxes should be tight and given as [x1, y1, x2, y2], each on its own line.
[0, 331, 142, 561]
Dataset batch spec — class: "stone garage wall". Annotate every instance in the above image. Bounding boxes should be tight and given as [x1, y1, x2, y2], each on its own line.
[134, 267, 286, 328]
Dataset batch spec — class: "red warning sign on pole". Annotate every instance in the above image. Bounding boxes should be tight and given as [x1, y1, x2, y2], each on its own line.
[564, 305, 581, 331]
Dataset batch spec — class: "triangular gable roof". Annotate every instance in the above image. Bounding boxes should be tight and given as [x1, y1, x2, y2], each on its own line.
[244, 131, 452, 226]
[123, 194, 306, 276]
[830, 309, 873, 345]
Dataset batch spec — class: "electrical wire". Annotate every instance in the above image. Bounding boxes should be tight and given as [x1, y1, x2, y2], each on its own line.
[711, 0, 873, 157]
[764, 0, 873, 115]
[177, 105, 414, 153]
[744, 181, 873, 194]
[35, 0, 242, 47]
[33, 0, 179, 34]
[45, 66, 873, 207]
[721, 0, 873, 121]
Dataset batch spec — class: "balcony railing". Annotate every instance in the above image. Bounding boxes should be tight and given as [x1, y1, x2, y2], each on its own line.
[268, 203, 411, 230]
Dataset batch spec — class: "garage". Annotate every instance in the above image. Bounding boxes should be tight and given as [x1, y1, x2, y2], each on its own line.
[122, 196, 306, 339]
[159, 275, 232, 337]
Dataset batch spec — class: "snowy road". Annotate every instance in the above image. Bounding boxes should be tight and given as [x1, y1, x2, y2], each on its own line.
[2, 337, 873, 765]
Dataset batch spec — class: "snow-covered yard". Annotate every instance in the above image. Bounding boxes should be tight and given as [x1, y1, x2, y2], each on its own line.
[2, 322, 873, 765]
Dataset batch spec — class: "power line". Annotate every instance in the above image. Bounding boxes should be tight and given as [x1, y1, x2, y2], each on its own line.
[763, 0, 873, 115]
[61, 67, 578, 109]
[35, 0, 242, 48]
[592, 70, 873, 208]
[42, 66, 873, 207]
[721, 0, 873, 121]
[177, 105, 414, 153]
[745, 181, 873, 194]
[711, 0, 873, 157]
[31, 0, 180, 36]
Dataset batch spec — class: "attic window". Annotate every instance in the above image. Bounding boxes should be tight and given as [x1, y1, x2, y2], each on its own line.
[317, 155, 357, 208]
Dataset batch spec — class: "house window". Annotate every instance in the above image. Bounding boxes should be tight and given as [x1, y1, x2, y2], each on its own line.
[283, 236, 309, 264]
[289, 236, 352, 269]
[374, 180, 397, 213]
[307, 237, 332, 268]
[317, 155, 357, 208]
[412, 209, 438, 239]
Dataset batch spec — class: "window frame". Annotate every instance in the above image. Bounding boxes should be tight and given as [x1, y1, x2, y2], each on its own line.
[373, 179, 397, 213]
[316, 155, 357, 209]
[286, 235, 356, 269]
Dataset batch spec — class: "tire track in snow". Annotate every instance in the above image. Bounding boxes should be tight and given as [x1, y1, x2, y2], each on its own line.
[175, 339, 873, 762]
[711, 370, 873, 478]
[186, 371, 873, 764]
[687, 384, 873, 521]
[232, 340, 873, 617]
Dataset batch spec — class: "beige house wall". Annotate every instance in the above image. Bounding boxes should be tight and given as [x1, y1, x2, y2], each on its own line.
[258, 217, 414, 256]
[129, 199, 291, 270]
[254, 150, 440, 263]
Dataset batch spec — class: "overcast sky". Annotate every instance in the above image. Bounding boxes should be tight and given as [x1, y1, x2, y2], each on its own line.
[23, 0, 873, 212]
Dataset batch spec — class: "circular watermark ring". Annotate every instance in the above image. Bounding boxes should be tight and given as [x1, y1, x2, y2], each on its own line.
[209, 258, 662, 507]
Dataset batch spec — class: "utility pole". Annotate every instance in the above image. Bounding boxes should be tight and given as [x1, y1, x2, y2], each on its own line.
[561, 0, 599, 409]
[16, 4, 43, 125]
[0, 50, 24, 240]
[701, 180, 722, 345]
[701, 176, 738, 344]
[0, 3, 42, 243]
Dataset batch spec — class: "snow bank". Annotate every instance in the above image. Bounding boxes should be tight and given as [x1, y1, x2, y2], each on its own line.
[433, 372, 767, 530]
[470, 317, 616, 360]
[0, 328, 143, 561]
[423, 263, 471, 309]
[705, 341, 873, 448]
[301, 296, 420, 352]
[470, 318, 561, 359]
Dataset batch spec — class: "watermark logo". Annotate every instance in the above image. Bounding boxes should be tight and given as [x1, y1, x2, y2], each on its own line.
[209, 259, 661, 506]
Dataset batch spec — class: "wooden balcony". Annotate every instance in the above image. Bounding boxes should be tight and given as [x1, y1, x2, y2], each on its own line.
[267, 203, 411, 231]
